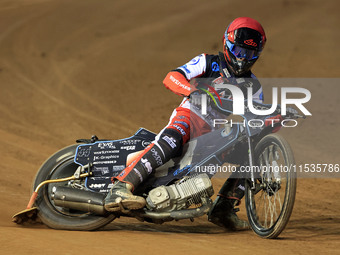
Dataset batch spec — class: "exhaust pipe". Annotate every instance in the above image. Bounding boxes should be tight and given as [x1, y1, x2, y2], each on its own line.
[52, 186, 106, 215]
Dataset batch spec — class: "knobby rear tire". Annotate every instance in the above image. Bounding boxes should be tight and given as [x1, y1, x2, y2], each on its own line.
[33, 144, 115, 230]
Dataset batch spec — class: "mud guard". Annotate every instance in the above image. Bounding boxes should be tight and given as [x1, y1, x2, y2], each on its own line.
[74, 128, 156, 193]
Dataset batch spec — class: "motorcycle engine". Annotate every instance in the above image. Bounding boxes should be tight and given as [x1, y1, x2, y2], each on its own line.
[146, 173, 214, 212]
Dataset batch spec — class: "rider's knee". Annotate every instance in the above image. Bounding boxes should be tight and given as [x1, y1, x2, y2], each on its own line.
[156, 128, 184, 160]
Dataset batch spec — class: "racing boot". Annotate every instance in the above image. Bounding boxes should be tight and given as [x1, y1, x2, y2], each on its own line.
[104, 181, 146, 212]
[208, 196, 249, 231]
[208, 177, 249, 231]
[104, 129, 183, 212]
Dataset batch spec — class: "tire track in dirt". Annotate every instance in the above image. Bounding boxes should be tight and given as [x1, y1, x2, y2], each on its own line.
[0, 12, 137, 138]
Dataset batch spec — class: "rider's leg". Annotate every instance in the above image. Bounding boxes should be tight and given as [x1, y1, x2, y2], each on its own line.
[104, 129, 183, 211]
[208, 171, 249, 231]
[104, 110, 190, 212]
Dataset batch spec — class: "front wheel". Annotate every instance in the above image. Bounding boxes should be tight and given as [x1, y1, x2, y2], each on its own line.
[245, 134, 296, 238]
[33, 144, 116, 230]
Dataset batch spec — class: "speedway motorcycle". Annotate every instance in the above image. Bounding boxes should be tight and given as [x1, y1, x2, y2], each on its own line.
[13, 96, 304, 239]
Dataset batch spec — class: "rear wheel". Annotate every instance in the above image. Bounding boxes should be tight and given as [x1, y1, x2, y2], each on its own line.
[245, 134, 296, 238]
[33, 144, 115, 230]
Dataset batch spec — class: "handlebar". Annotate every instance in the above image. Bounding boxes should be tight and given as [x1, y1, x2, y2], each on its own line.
[284, 107, 306, 119]
[190, 92, 307, 120]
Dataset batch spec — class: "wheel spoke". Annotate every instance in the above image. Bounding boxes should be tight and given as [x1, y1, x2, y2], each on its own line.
[246, 135, 296, 238]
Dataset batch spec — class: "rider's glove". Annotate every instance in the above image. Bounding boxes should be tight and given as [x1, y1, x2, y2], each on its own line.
[189, 90, 209, 106]
[265, 114, 284, 133]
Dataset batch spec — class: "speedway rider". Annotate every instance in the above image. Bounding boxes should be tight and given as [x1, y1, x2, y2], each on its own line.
[104, 17, 267, 231]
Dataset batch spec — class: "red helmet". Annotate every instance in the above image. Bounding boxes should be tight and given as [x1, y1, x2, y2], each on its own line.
[223, 17, 266, 76]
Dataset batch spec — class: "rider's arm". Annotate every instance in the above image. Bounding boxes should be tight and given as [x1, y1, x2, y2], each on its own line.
[163, 70, 191, 97]
[163, 54, 207, 97]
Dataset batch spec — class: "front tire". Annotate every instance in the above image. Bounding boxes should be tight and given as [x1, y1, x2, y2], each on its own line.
[245, 134, 296, 238]
[33, 144, 115, 230]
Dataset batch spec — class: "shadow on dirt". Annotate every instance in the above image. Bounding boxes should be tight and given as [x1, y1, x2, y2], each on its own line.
[101, 219, 230, 234]
[100, 215, 340, 239]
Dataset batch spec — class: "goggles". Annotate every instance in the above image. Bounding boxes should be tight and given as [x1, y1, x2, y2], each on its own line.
[227, 41, 260, 60]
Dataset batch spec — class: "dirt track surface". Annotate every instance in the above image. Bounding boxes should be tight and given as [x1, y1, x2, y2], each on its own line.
[0, 0, 339, 254]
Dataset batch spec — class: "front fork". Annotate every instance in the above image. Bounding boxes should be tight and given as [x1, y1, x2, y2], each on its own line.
[247, 136, 256, 190]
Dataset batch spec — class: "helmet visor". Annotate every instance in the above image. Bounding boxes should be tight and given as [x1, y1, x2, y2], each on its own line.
[230, 44, 259, 60]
